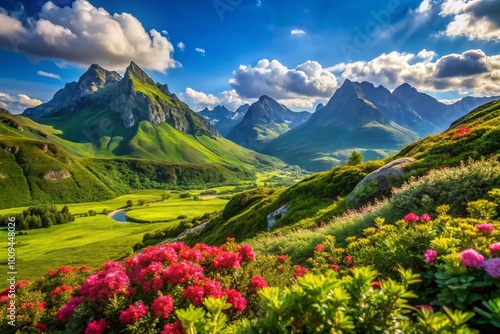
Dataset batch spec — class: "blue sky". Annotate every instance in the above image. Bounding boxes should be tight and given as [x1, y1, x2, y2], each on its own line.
[0, 0, 499, 113]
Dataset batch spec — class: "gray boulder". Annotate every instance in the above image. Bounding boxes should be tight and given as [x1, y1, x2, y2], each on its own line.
[347, 157, 415, 204]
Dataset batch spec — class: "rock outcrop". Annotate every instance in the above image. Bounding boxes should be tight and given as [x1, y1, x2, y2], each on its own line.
[347, 157, 415, 203]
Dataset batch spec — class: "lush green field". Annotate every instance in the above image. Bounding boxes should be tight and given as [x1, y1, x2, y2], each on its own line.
[125, 197, 229, 222]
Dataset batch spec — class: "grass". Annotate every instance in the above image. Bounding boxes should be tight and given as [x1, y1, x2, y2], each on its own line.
[125, 197, 229, 222]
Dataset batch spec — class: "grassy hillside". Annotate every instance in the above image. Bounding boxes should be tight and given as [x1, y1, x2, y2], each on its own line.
[185, 99, 500, 247]
[263, 121, 407, 171]
[0, 111, 284, 208]
[0, 138, 117, 209]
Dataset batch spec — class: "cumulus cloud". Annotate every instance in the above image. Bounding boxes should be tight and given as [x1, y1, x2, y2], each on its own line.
[435, 50, 490, 78]
[329, 49, 500, 96]
[229, 59, 337, 100]
[195, 47, 206, 56]
[177, 42, 185, 51]
[291, 29, 306, 35]
[0, 0, 177, 72]
[0, 92, 42, 113]
[440, 0, 500, 41]
[181, 88, 251, 111]
[37, 70, 61, 80]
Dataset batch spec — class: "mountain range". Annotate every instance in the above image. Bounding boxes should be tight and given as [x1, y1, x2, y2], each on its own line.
[0, 62, 283, 208]
[255, 80, 500, 171]
[199, 104, 249, 136]
[225, 95, 311, 151]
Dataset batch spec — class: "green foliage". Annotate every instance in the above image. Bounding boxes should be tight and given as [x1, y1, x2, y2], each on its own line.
[126, 200, 134, 208]
[467, 199, 497, 219]
[250, 267, 424, 333]
[388, 158, 500, 219]
[0, 205, 74, 230]
[347, 150, 364, 165]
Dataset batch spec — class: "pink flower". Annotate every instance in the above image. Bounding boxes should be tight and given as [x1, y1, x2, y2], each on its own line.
[420, 213, 431, 222]
[459, 249, 485, 269]
[483, 258, 500, 278]
[237, 244, 256, 261]
[163, 261, 204, 285]
[152, 295, 174, 318]
[84, 319, 107, 334]
[344, 256, 352, 264]
[404, 212, 419, 223]
[424, 249, 437, 264]
[55, 296, 85, 322]
[489, 243, 500, 256]
[251, 275, 268, 290]
[416, 305, 433, 312]
[477, 224, 495, 233]
[314, 244, 325, 252]
[161, 321, 184, 334]
[330, 264, 339, 271]
[119, 303, 148, 324]
[182, 285, 205, 306]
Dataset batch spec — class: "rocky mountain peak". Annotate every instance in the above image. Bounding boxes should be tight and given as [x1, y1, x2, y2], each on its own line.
[124, 61, 155, 85]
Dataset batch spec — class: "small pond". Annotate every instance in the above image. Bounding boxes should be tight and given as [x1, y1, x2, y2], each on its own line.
[109, 210, 129, 223]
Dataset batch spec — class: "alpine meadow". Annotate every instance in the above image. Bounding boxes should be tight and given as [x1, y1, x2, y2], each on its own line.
[0, 0, 500, 333]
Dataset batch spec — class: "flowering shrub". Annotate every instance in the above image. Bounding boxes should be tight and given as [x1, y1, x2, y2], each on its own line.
[454, 127, 472, 137]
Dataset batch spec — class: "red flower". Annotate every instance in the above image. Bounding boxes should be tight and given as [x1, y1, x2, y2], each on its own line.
[330, 264, 339, 271]
[223, 288, 246, 313]
[152, 295, 174, 318]
[35, 323, 47, 332]
[251, 275, 268, 290]
[119, 303, 148, 324]
[292, 265, 308, 278]
[161, 321, 184, 334]
[314, 244, 325, 252]
[371, 281, 381, 289]
[84, 319, 107, 334]
[213, 251, 240, 270]
[237, 244, 256, 261]
[37, 301, 46, 310]
[50, 285, 73, 297]
[344, 256, 352, 264]
[277, 255, 288, 262]
[182, 285, 205, 306]
[163, 261, 204, 285]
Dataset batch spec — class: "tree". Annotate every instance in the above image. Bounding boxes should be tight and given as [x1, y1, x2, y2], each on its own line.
[347, 151, 363, 166]
[126, 200, 134, 208]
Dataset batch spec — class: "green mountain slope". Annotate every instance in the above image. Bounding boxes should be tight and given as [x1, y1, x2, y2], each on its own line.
[184, 99, 500, 246]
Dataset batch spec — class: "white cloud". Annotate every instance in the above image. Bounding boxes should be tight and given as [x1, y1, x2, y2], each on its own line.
[440, 0, 500, 41]
[177, 42, 185, 51]
[161, 30, 168, 35]
[37, 70, 61, 80]
[0, 0, 177, 72]
[195, 47, 206, 56]
[0, 92, 42, 113]
[291, 29, 306, 35]
[229, 59, 338, 100]
[181, 88, 251, 111]
[416, 0, 433, 13]
[330, 49, 500, 96]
